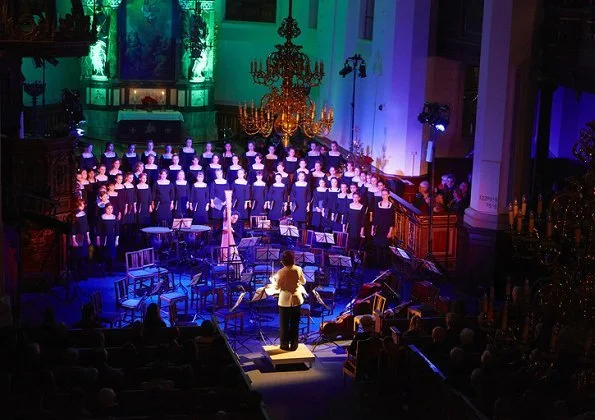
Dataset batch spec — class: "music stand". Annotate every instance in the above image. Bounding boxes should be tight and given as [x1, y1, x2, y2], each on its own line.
[314, 232, 335, 246]
[219, 291, 250, 353]
[255, 247, 280, 262]
[294, 251, 315, 266]
[172, 218, 192, 230]
[327, 254, 352, 291]
[390, 246, 411, 281]
[422, 259, 442, 275]
[238, 237, 259, 248]
[246, 286, 272, 345]
[279, 224, 300, 248]
[257, 219, 271, 230]
[309, 289, 342, 353]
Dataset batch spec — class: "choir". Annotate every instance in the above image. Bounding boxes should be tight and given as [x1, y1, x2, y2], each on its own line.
[73, 139, 397, 276]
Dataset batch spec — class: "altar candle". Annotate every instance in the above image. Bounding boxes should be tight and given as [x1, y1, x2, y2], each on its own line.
[546, 215, 552, 239]
[516, 214, 523, 233]
[521, 194, 527, 217]
[133, 89, 137, 104]
[529, 211, 535, 236]
[161, 90, 165, 104]
[508, 203, 514, 227]
[513, 198, 519, 217]
[537, 193, 543, 215]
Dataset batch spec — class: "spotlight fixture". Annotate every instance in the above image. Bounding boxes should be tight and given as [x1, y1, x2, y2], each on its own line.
[339, 61, 353, 78]
[417, 102, 450, 132]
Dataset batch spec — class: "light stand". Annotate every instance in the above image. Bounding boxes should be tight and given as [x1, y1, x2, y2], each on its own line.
[339, 54, 367, 154]
[418, 102, 450, 258]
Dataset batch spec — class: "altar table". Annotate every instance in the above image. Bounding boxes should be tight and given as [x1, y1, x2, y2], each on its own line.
[117, 110, 184, 144]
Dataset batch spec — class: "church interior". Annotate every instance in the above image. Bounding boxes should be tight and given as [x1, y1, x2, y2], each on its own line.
[0, 0, 594, 419]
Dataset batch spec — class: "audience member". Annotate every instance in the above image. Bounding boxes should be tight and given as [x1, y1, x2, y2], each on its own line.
[143, 303, 166, 331]
[403, 315, 427, 339]
[349, 314, 376, 354]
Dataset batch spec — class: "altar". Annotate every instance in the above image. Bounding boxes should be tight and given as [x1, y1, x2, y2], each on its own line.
[117, 110, 184, 144]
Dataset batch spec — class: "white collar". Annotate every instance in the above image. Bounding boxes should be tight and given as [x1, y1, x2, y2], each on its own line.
[81, 180, 89, 185]
[253, 180, 266, 186]
[109, 169, 121, 174]
[76, 211, 86, 217]
[229, 164, 242, 170]
[223, 151, 233, 157]
[245, 151, 257, 156]
[350, 203, 363, 209]
[114, 184, 124, 190]
[144, 150, 156, 155]
[103, 152, 115, 157]
[285, 156, 297, 161]
[347, 193, 354, 199]
[189, 164, 202, 169]
[193, 182, 207, 187]
[273, 182, 285, 187]
[328, 151, 341, 156]
[308, 151, 320, 156]
[378, 201, 392, 208]
[329, 187, 340, 192]
[145, 164, 157, 169]
[252, 163, 264, 168]
[162, 153, 173, 158]
[295, 181, 308, 186]
[169, 164, 181, 169]
[102, 214, 116, 220]
[312, 171, 325, 177]
[157, 180, 170, 185]
[316, 187, 328, 192]
[344, 171, 355, 177]
[209, 163, 221, 168]
[202, 152, 213, 157]
[82, 152, 94, 158]
[235, 179, 247, 185]
[338, 193, 347, 198]
[175, 180, 187, 185]
[124, 182, 134, 188]
[266, 154, 277, 159]
[214, 178, 227, 184]
[297, 168, 309, 173]
[136, 183, 149, 189]
[125, 152, 137, 157]
[96, 174, 108, 180]
[182, 147, 195, 153]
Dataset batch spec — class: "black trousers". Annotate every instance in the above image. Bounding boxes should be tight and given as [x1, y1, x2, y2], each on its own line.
[279, 305, 301, 349]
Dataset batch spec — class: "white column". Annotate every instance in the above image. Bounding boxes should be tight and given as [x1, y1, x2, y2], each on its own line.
[378, 0, 431, 176]
[464, 0, 515, 230]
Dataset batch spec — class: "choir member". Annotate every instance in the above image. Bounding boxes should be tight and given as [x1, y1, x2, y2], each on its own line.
[159, 144, 174, 169]
[365, 174, 379, 206]
[412, 181, 430, 213]
[122, 143, 139, 173]
[141, 140, 157, 164]
[352, 166, 362, 186]
[264, 145, 279, 178]
[71, 199, 91, 280]
[250, 171, 267, 216]
[221, 141, 234, 172]
[152, 169, 174, 226]
[96, 203, 119, 276]
[226, 155, 243, 184]
[206, 154, 222, 184]
[306, 141, 320, 170]
[459, 182, 470, 208]
[133, 162, 144, 184]
[96, 164, 109, 189]
[134, 173, 152, 227]
[108, 159, 122, 183]
[371, 188, 395, 265]
[209, 168, 230, 222]
[290, 171, 311, 229]
[232, 168, 251, 224]
[284, 147, 298, 180]
[100, 142, 117, 170]
[325, 177, 341, 231]
[335, 181, 350, 230]
[275, 162, 290, 189]
[168, 153, 182, 182]
[373, 180, 386, 208]
[342, 162, 356, 186]
[326, 166, 340, 187]
[347, 192, 366, 250]
[180, 137, 196, 170]
[296, 159, 310, 179]
[173, 171, 190, 219]
[144, 155, 159, 186]
[248, 153, 265, 183]
[325, 141, 345, 170]
[79, 144, 98, 171]
[187, 155, 202, 184]
[96, 189, 111, 219]
[311, 177, 328, 231]
[85, 170, 98, 220]
[310, 161, 326, 189]
[200, 142, 215, 167]
[266, 172, 287, 227]
[121, 172, 136, 226]
[107, 180, 121, 221]
[189, 171, 210, 224]
[243, 141, 258, 167]
[319, 145, 328, 170]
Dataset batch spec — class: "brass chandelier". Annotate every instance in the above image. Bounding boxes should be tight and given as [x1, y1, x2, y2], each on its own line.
[238, 0, 333, 147]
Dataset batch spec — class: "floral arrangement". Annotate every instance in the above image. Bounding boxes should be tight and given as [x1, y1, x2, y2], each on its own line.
[141, 96, 158, 106]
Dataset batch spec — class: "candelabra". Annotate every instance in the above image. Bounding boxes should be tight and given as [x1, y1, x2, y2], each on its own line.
[238, 0, 333, 147]
[24, 81, 46, 137]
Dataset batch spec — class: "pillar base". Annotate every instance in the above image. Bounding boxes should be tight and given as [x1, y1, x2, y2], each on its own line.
[463, 207, 508, 230]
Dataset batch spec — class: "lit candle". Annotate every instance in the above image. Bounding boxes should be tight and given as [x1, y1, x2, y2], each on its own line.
[529, 211, 535, 236]
[521, 194, 527, 217]
[508, 203, 514, 227]
[516, 214, 523, 233]
[161, 90, 165, 105]
[546, 215, 552, 239]
[537, 193, 543, 215]
[513, 198, 519, 217]
[133, 89, 137, 104]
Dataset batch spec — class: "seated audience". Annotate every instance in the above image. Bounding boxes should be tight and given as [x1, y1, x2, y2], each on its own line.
[349, 314, 376, 354]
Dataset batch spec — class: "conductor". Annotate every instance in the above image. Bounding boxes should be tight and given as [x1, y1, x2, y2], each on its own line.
[275, 250, 306, 351]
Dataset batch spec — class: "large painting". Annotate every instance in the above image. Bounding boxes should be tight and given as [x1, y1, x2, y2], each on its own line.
[120, 0, 177, 81]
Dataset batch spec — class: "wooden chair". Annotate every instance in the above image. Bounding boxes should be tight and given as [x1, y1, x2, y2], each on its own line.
[299, 304, 312, 337]
[89, 291, 119, 328]
[157, 272, 189, 317]
[114, 278, 146, 327]
[353, 293, 387, 334]
[298, 229, 315, 249]
[342, 336, 383, 384]
[189, 273, 212, 312]
[214, 291, 246, 343]
[407, 280, 440, 318]
[125, 247, 169, 296]
[168, 301, 196, 327]
[331, 231, 349, 254]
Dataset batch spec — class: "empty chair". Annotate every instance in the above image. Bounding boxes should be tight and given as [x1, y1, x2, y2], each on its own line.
[114, 278, 146, 327]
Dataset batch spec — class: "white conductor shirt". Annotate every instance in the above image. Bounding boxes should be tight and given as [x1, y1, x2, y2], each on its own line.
[275, 265, 306, 307]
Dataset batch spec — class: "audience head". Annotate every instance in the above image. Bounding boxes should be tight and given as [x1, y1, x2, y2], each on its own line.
[408, 315, 422, 332]
[460, 328, 475, 346]
[446, 174, 455, 188]
[419, 180, 429, 194]
[450, 347, 465, 366]
[97, 387, 118, 410]
[200, 320, 214, 336]
[144, 303, 164, 328]
[459, 181, 469, 196]
[359, 314, 375, 332]
[432, 326, 447, 343]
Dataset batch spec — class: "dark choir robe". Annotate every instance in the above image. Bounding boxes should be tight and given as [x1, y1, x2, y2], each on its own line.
[306, 151, 321, 171]
[311, 187, 328, 230]
[243, 151, 257, 168]
[152, 180, 173, 226]
[159, 154, 173, 170]
[266, 182, 287, 221]
[335, 193, 351, 226]
[135, 184, 152, 227]
[189, 182, 210, 224]
[232, 179, 251, 220]
[226, 164, 242, 184]
[173, 180, 190, 218]
[206, 163, 222, 185]
[290, 182, 310, 223]
[79, 153, 98, 171]
[122, 152, 139, 173]
[209, 178, 230, 220]
[248, 163, 266, 184]
[372, 201, 395, 247]
[325, 151, 345, 170]
[180, 148, 196, 170]
[284, 157, 298, 178]
[325, 187, 341, 231]
[121, 183, 136, 225]
[187, 165, 203, 184]
[200, 152, 214, 168]
[72, 211, 90, 258]
[144, 164, 159, 186]
[347, 203, 366, 249]
[101, 152, 117, 171]
[168, 164, 182, 182]
[250, 180, 267, 216]
[141, 150, 157, 164]
[221, 153, 234, 173]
